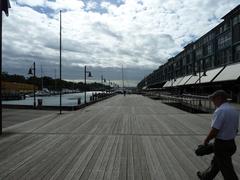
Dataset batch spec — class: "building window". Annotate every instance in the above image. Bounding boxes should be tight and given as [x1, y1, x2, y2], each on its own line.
[218, 23, 229, 34]
[217, 32, 231, 49]
[182, 57, 186, 65]
[233, 14, 240, 26]
[196, 48, 202, 59]
[225, 49, 232, 63]
[224, 22, 230, 31]
[203, 43, 213, 56]
[233, 23, 240, 44]
[185, 65, 189, 74]
[220, 26, 224, 34]
[219, 51, 224, 65]
[207, 44, 213, 54]
[205, 56, 213, 69]
[234, 45, 240, 62]
[217, 48, 232, 65]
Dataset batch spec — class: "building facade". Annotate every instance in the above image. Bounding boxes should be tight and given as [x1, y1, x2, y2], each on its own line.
[138, 5, 240, 101]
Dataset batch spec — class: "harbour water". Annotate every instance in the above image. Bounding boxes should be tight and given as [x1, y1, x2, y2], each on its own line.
[2, 92, 101, 106]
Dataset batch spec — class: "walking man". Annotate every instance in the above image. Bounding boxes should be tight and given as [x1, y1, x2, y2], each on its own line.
[197, 90, 239, 180]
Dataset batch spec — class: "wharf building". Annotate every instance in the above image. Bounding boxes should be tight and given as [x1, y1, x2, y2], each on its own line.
[137, 5, 240, 103]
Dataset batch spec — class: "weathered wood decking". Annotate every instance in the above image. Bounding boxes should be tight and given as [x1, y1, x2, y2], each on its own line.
[1, 95, 240, 180]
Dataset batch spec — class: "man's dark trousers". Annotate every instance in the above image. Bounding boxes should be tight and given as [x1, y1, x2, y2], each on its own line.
[202, 139, 238, 180]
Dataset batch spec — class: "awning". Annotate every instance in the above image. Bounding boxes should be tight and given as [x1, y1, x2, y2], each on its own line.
[163, 80, 172, 88]
[213, 62, 240, 82]
[172, 77, 184, 86]
[177, 75, 192, 86]
[185, 73, 201, 85]
[196, 67, 224, 84]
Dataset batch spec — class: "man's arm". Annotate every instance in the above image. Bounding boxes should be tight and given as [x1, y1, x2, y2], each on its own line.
[204, 128, 219, 145]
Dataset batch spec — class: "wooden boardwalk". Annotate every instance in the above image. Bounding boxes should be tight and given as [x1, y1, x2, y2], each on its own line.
[1, 95, 239, 180]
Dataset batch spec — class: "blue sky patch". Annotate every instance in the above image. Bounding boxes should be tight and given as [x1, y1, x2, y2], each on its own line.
[16, 0, 125, 15]
[82, 0, 125, 13]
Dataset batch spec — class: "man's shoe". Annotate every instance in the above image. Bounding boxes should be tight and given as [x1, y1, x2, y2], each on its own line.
[197, 171, 204, 180]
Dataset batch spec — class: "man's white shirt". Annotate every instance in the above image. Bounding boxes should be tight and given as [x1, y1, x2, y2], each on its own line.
[211, 102, 239, 140]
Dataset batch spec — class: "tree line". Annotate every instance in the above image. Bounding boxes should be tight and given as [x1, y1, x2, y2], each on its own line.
[1, 72, 110, 91]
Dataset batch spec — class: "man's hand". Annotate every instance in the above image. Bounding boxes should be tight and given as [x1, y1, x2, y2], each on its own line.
[204, 138, 209, 145]
[203, 128, 219, 145]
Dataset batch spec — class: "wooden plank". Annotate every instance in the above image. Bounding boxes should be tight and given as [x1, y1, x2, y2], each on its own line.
[75, 136, 107, 180]
[0, 135, 59, 179]
[40, 135, 86, 180]
[111, 135, 124, 180]
[4, 114, 58, 133]
[118, 136, 128, 180]
[0, 134, 40, 159]
[126, 136, 134, 180]
[162, 136, 199, 179]
[95, 136, 116, 180]
[142, 136, 167, 180]
[150, 137, 185, 179]
[137, 136, 151, 180]
[63, 136, 101, 180]
[102, 136, 120, 180]
[87, 136, 114, 180]
[19, 135, 79, 179]
[49, 135, 95, 180]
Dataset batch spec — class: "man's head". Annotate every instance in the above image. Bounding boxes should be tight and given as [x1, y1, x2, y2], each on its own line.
[208, 90, 229, 107]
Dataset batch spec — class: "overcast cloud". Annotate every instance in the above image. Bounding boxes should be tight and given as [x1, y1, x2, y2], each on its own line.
[2, 0, 240, 86]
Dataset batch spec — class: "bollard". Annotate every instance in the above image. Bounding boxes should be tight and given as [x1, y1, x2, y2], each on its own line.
[78, 98, 81, 105]
[37, 99, 43, 106]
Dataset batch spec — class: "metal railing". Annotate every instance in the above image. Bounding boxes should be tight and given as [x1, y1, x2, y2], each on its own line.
[146, 92, 216, 113]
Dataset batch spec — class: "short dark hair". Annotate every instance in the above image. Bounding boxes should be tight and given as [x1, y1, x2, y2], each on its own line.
[208, 90, 229, 100]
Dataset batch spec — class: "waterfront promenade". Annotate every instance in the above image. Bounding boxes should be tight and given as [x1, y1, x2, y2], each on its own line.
[1, 95, 239, 180]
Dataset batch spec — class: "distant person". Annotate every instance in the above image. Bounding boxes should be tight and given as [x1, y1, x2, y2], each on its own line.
[123, 90, 126, 96]
[197, 90, 239, 180]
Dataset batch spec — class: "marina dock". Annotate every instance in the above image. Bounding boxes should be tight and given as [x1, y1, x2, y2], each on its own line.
[1, 94, 240, 180]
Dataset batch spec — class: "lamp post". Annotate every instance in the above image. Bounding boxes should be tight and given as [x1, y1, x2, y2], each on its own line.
[28, 62, 36, 108]
[101, 75, 104, 84]
[0, 0, 11, 135]
[54, 69, 56, 95]
[108, 80, 113, 93]
[122, 65, 124, 93]
[84, 66, 92, 104]
[104, 78, 106, 91]
[101, 75, 106, 92]
[59, 10, 62, 114]
[197, 59, 207, 106]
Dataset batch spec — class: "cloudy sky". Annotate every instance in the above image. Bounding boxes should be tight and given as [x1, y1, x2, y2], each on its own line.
[2, 0, 240, 86]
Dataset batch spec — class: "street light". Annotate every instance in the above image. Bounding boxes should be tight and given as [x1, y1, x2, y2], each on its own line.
[101, 75, 106, 92]
[59, 10, 62, 114]
[196, 59, 207, 106]
[0, 0, 11, 135]
[28, 62, 36, 108]
[108, 80, 112, 93]
[101, 75, 104, 84]
[84, 66, 92, 104]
